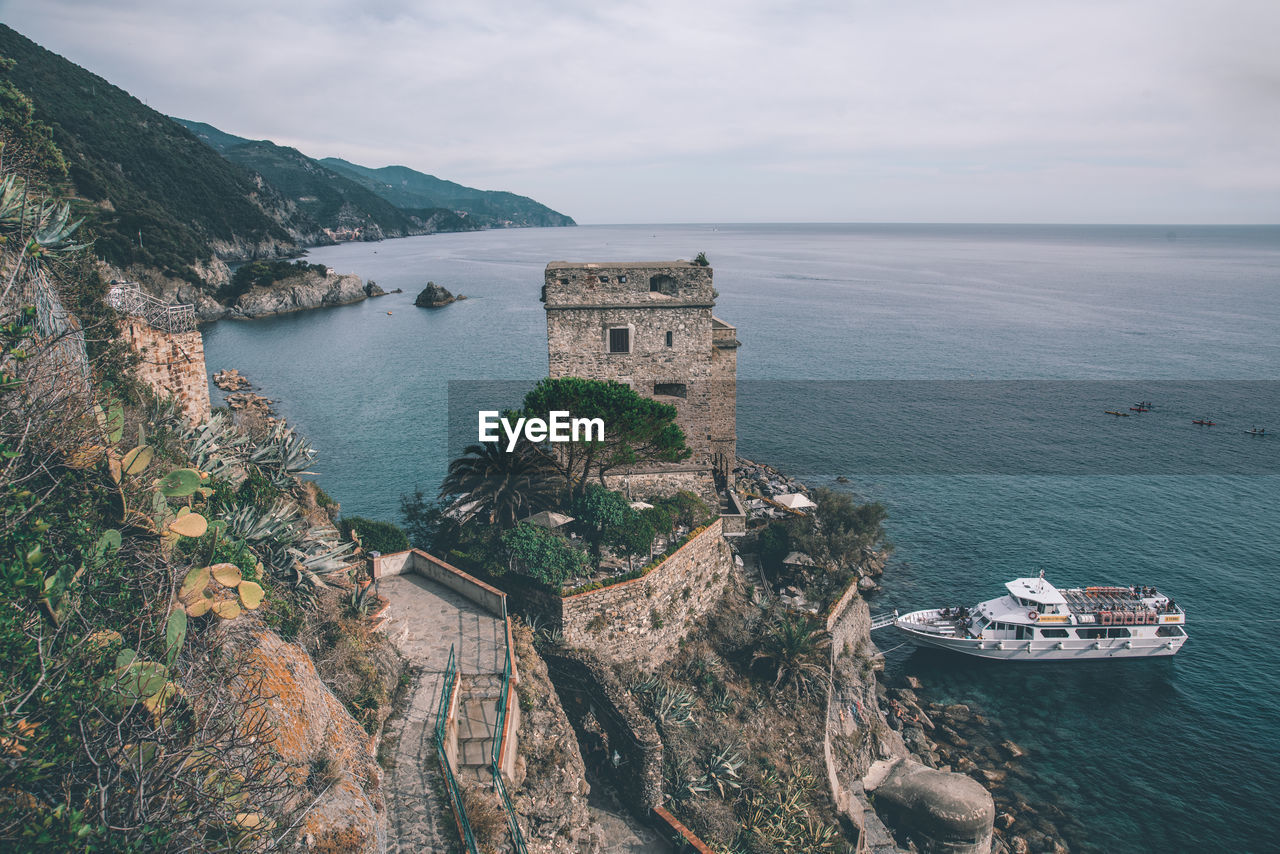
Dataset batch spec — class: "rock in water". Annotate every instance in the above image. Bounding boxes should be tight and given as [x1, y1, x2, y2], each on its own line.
[414, 281, 458, 308]
[864, 756, 995, 854]
[364, 281, 386, 297]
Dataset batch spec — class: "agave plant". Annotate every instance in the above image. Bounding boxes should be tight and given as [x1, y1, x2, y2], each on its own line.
[699, 745, 745, 798]
[632, 674, 697, 728]
[179, 412, 246, 479]
[248, 419, 317, 489]
[223, 499, 302, 544]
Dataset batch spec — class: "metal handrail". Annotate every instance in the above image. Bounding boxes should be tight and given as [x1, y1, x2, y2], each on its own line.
[434, 645, 479, 854]
[490, 598, 528, 853]
[106, 284, 197, 334]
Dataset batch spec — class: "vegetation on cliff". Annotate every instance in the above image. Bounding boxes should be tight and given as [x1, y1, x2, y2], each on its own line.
[172, 121, 480, 241]
[0, 132, 398, 849]
[321, 157, 576, 229]
[0, 25, 294, 280]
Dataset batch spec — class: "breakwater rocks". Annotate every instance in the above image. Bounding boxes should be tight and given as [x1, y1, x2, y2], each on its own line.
[884, 682, 1074, 854]
[213, 369, 279, 422]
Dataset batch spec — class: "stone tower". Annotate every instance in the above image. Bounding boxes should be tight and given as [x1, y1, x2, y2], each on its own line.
[543, 261, 738, 499]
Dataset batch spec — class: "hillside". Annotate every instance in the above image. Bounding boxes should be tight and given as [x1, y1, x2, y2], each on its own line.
[321, 158, 576, 228]
[174, 119, 477, 240]
[0, 24, 296, 279]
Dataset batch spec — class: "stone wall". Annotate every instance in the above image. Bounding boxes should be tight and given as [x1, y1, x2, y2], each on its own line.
[541, 648, 663, 813]
[543, 261, 737, 482]
[560, 519, 733, 665]
[121, 318, 210, 424]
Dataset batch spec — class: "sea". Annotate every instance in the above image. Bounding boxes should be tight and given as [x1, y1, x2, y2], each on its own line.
[202, 223, 1280, 853]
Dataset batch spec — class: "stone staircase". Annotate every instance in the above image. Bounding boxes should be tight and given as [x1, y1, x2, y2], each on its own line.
[454, 673, 505, 784]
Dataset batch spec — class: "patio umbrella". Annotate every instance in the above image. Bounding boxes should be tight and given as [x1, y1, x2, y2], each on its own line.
[629, 501, 655, 510]
[774, 492, 817, 510]
[520, 510, 574, 528]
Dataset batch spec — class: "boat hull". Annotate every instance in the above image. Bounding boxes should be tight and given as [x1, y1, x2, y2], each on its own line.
[895, 621, 1187, 661]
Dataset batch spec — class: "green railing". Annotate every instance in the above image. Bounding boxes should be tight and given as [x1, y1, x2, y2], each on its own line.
[434, 645, 478, 854]
[491, 599, 528, 854]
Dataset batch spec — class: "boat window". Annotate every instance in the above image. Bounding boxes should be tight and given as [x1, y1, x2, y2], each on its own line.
[1040, 629, 1069, 638]
[1078, 628, 1105, 639]
[1156, 626, 1185, 638]
[1107, 628, 1132, 638]
[1016, 626, 1029, 640]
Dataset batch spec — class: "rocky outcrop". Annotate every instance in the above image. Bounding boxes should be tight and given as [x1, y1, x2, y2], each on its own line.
[222, 623, 386, 854]
[865, 757, 995, 854]
[364, 281, 386, 298]
[232, 272, 368, 319]
[212, 368, 252, 391]
[414, 282, 458, 308]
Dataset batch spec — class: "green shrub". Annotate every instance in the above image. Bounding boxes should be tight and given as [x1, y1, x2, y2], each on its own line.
[338, 516, 409, 554]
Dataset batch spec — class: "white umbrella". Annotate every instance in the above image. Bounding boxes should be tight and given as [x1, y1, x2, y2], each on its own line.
[629, 501, 654, 510]
[520, 510, 574, 529]
[774, 492, 817, 510]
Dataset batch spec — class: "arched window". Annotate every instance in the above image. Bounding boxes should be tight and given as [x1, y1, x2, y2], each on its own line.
[649, 274, 677, 296]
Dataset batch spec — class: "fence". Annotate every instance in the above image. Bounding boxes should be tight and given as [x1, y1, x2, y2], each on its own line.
[434, 645, 478, 853]
[106, 283, 197, 333]
[491, 598, 527, 853]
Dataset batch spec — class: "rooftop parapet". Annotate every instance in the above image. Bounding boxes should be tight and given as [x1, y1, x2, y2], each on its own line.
[543, 261, 715, 308]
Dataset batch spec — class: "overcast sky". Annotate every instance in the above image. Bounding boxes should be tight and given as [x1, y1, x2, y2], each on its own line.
[3, 0, 1278, 223]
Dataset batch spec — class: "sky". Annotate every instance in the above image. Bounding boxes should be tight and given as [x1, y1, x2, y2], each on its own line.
[2, 0, 1278, 224]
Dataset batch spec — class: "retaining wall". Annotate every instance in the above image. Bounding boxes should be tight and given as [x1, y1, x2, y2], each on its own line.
[541, 648, 663, 812]
[122, 318, 210, 424]
[560, 518, 732, 664]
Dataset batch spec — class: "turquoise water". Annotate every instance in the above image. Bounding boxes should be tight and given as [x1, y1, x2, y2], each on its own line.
[202, 224, 1280, 852]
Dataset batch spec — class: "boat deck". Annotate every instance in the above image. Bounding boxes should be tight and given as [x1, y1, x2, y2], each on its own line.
[1061, 587, 1166, 614]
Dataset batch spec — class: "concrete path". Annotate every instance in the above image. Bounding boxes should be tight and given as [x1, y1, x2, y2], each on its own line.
[379, 573, 505, 854]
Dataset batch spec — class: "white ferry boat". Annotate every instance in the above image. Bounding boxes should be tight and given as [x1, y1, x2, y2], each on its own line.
[895, 574, 1187, 660]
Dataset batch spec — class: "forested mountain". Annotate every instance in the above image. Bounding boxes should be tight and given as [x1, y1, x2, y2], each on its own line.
[0, 24, 574, 295]
[178, 118, 575, 230]
[174, 119, 477, 238]
[321, 158, 576, 228]
[0, 24, 295, 280]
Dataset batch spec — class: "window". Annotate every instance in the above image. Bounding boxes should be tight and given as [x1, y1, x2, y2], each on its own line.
[1040, 629, 1069, 638]
[608, 327, 630, 353]
[619, 275, 627, 283]
[665, 331, 673, 347]
[649, 274, 677, 295]
[1107, 627, 1132, 638]
[598, 275, 609, 283]
[654, 382, 687, 398]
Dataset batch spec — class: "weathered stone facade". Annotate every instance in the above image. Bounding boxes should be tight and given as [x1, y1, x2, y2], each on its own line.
[121, 317, 211, 424]
[560, 519, 733, 664]
[543, 261, 738, 488]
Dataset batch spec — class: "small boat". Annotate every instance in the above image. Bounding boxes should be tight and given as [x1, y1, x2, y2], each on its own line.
[1105, 410, 1130, 417]
[1244, 427, 1267, 436]
[895, 574, 1187, 660]
[1192, 419, 1217, 426]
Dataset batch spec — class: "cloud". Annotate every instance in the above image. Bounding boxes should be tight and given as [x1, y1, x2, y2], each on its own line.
[3, 0, 1278, 222]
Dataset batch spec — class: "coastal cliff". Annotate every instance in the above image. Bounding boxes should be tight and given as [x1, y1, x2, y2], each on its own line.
[230, 271, 369, 319]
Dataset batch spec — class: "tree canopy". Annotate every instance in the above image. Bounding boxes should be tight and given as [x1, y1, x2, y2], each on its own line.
[521, 377, 690, 500]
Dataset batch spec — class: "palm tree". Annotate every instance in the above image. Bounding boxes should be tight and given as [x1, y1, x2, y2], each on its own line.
[751, 615, 831, 697]
[440, 437, 562, 529]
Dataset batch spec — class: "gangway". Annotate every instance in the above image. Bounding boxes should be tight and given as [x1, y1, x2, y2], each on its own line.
[870, 610, 898, 631]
